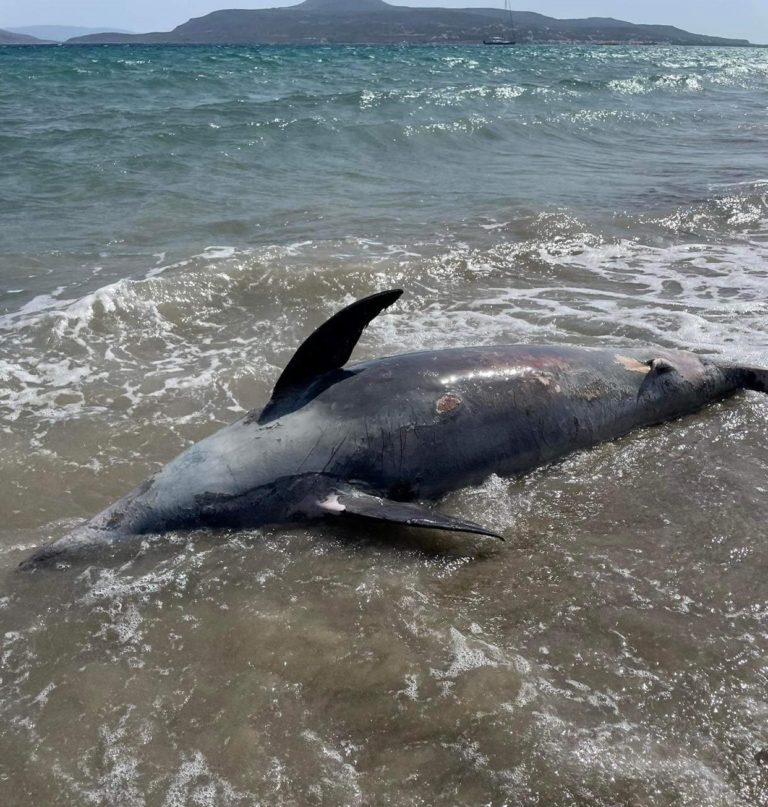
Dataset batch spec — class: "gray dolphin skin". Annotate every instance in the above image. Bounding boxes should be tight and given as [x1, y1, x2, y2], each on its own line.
[20, 289, 768, 568]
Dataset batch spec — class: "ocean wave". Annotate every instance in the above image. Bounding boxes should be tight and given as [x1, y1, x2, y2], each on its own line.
[2, 189, 766, 441]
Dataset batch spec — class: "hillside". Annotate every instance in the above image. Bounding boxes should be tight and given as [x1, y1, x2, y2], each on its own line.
[0, 28, 55, 45]
[7, 25, 135, 42]
[66, 0, 752, 46]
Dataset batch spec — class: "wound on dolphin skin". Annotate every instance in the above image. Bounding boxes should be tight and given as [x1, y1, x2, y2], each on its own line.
[615, 355, 651, 374]
[436, 393, 462, 415]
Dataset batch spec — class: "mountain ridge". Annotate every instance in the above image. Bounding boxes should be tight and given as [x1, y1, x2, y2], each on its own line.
[64, 3, 753, 47]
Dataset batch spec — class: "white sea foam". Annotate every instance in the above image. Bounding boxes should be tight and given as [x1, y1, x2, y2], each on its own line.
[435, 627, 504, 680]
[300, 730, 363, 804]
[161, 751, 254, 807]
[0, 209, 764, 447]
[82, 712, 146, 807]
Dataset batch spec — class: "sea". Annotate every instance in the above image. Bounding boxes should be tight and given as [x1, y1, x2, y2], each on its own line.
[1, 43, 767, 806]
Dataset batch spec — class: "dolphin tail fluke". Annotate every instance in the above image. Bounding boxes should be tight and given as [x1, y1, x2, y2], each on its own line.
[317, 486, 505, 541]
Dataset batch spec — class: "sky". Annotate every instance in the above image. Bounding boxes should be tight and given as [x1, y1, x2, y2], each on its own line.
[2, 1, 767, 44]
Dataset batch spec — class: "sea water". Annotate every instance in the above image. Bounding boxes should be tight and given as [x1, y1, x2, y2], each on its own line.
[1, 44, 767, 805]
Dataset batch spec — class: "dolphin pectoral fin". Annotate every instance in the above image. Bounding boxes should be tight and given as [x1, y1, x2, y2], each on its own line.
[259, 289, 403, 424]
[318, 488, 505, 541]
[637, 357, 677, 399]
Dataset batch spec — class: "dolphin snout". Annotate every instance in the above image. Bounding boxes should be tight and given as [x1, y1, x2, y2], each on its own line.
[18, 527, 108, 571]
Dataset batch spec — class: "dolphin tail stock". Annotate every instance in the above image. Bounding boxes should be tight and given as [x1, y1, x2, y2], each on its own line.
[316, 484, 505, 541]
[736, 366, 768, 394]
[722, 363, 768, 394]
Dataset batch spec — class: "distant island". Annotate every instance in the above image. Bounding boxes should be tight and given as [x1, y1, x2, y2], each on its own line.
[0, 28, 55, 45]
[3, 1, 755, 47]
[6, 25, 136, 42]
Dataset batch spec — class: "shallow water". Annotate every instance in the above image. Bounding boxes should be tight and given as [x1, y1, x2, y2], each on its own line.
[1, 44, 767, 805]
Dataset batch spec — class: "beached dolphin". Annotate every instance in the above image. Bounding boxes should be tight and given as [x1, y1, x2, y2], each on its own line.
[20, 289, 768, 568]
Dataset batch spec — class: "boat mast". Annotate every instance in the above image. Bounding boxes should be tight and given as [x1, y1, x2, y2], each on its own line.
[484, 0, 516, 44]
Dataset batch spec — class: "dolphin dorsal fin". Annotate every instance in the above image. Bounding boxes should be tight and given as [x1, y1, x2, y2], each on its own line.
[258, 289, 403, 424]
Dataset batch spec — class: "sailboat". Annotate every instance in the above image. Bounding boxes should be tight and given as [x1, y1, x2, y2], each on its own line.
[484, 0, 516, 45]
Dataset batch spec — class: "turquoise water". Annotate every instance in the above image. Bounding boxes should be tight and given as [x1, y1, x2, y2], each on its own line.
[2, 45, 768, 309]
[1, 45, 768, 806]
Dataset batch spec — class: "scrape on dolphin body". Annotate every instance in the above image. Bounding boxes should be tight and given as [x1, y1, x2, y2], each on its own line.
[21, 289, 768, 568]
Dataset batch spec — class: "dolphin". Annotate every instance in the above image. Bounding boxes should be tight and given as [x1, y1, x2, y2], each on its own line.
[20, 289, 768, 568]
